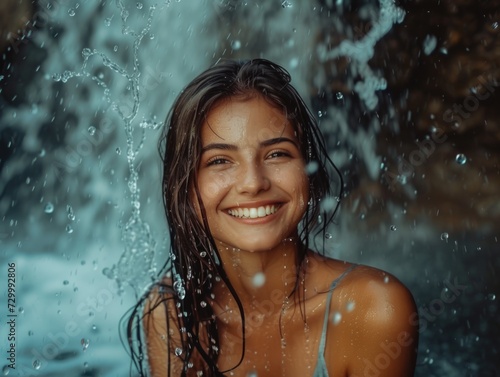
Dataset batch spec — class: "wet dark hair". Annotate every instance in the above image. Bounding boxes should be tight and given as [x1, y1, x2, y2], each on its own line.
[126, 58, 343, 376]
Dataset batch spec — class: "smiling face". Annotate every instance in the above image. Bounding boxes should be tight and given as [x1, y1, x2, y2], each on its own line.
[195, 95, 309, 253]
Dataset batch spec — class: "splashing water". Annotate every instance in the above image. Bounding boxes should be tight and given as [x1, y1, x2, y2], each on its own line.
[54, 0, 158, 293]
[318, 0, 405, 110]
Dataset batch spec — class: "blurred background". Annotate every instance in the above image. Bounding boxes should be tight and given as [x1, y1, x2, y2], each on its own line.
[0, 0, 498, 376]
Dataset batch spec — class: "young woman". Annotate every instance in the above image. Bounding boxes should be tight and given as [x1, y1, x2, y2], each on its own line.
[127, 59, 418, 377]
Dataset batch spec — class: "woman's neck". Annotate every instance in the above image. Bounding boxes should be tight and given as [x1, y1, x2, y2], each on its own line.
[211, 237, 304, 314]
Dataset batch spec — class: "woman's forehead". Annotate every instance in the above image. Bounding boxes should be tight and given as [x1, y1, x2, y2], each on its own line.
[201, 96, 296, 144]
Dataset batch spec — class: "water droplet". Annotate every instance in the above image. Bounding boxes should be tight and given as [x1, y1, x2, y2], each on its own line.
[383, 276, 390, 284]
[139, 119, 160, 130]
[102, 267, 112, 278]
[440, 232, 449, 241]
[492, 21, 499, 30]
[199, 251, 207, 258]
[33, 360, 41, 370]
[331, 311, 342, 325]
[44, 202, 54, 214]
[321, 196, 338, 212]
[136, 2, 143, 9]
[423, 34, 437, 55]
[281, 0, 292, 8]
[305, 161, 319, 175]
[325, 233, 332, 239]
[65, 225, 74, 234]
[487, 293, 496, 301]
[63, 280, 69, 285]
[455, 153, 467, 165]
[113, 45, 118, 52]
[68, 8, 76, 16]
[200, 301, 207, 308]
[82, 48, 92, 57]
[88, 126, 96, 135]
[116, 147, 121, 155]
[81, 338, 90, 351]
[231, 40, 241, 50]
[336, 92, 344, 100]
[174, 347, 183, 356]
[104, 17, 112, 26]
[67, 205, 75, 221]
[2, 365, 9, 375]
[390, 225, 397, 231]
[91, 324, 98, 332]
[127, 180, 137, 194]
[28, 330, 34, 336]
[252, 272, 266, 288]
[346, 301, 355, 312]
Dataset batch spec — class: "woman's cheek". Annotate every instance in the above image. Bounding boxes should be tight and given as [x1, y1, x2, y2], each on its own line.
[201, 171, 233, 200]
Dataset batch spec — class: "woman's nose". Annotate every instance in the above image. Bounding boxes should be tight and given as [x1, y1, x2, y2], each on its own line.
[235, 163, 270, 195]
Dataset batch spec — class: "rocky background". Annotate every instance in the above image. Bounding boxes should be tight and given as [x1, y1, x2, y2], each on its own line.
[0, 0, 33, 53]
[340, 0, 500, 234]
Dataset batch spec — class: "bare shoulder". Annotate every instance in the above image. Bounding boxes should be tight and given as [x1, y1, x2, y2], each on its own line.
[310, 256, 419, 377]
[347, 264, 417, 319]
[336, 263, 418, 376]
[307, 253, 416, 318]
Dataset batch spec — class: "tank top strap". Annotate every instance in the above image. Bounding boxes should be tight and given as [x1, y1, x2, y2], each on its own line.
[317, 263, 357, 356]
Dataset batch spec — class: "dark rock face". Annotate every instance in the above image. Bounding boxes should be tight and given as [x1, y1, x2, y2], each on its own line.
[316, 0, 500, 233]
[0, 0, 33, 53]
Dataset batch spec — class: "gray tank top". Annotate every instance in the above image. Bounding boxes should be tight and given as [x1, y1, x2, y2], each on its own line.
[312, 264, 357, 377]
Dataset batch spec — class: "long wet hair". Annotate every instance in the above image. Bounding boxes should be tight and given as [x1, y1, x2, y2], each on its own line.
[126, 58, 343, 376]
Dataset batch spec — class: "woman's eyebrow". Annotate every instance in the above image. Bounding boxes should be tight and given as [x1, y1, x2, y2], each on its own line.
[260, 137, 299, 149]
[201, 143, 238, 154]
[201, 137, 298, 154]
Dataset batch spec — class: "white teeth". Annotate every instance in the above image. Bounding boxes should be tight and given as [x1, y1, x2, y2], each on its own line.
[228, 205, 280, 219]
[249, 208, 258, 218]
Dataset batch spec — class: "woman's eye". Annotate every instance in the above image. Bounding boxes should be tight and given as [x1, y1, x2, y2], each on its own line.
[207, 157, 229, 166]
[268, 150, 290, 159]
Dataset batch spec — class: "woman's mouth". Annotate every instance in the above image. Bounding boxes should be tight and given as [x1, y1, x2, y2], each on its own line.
[227, 204, 281, 219]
